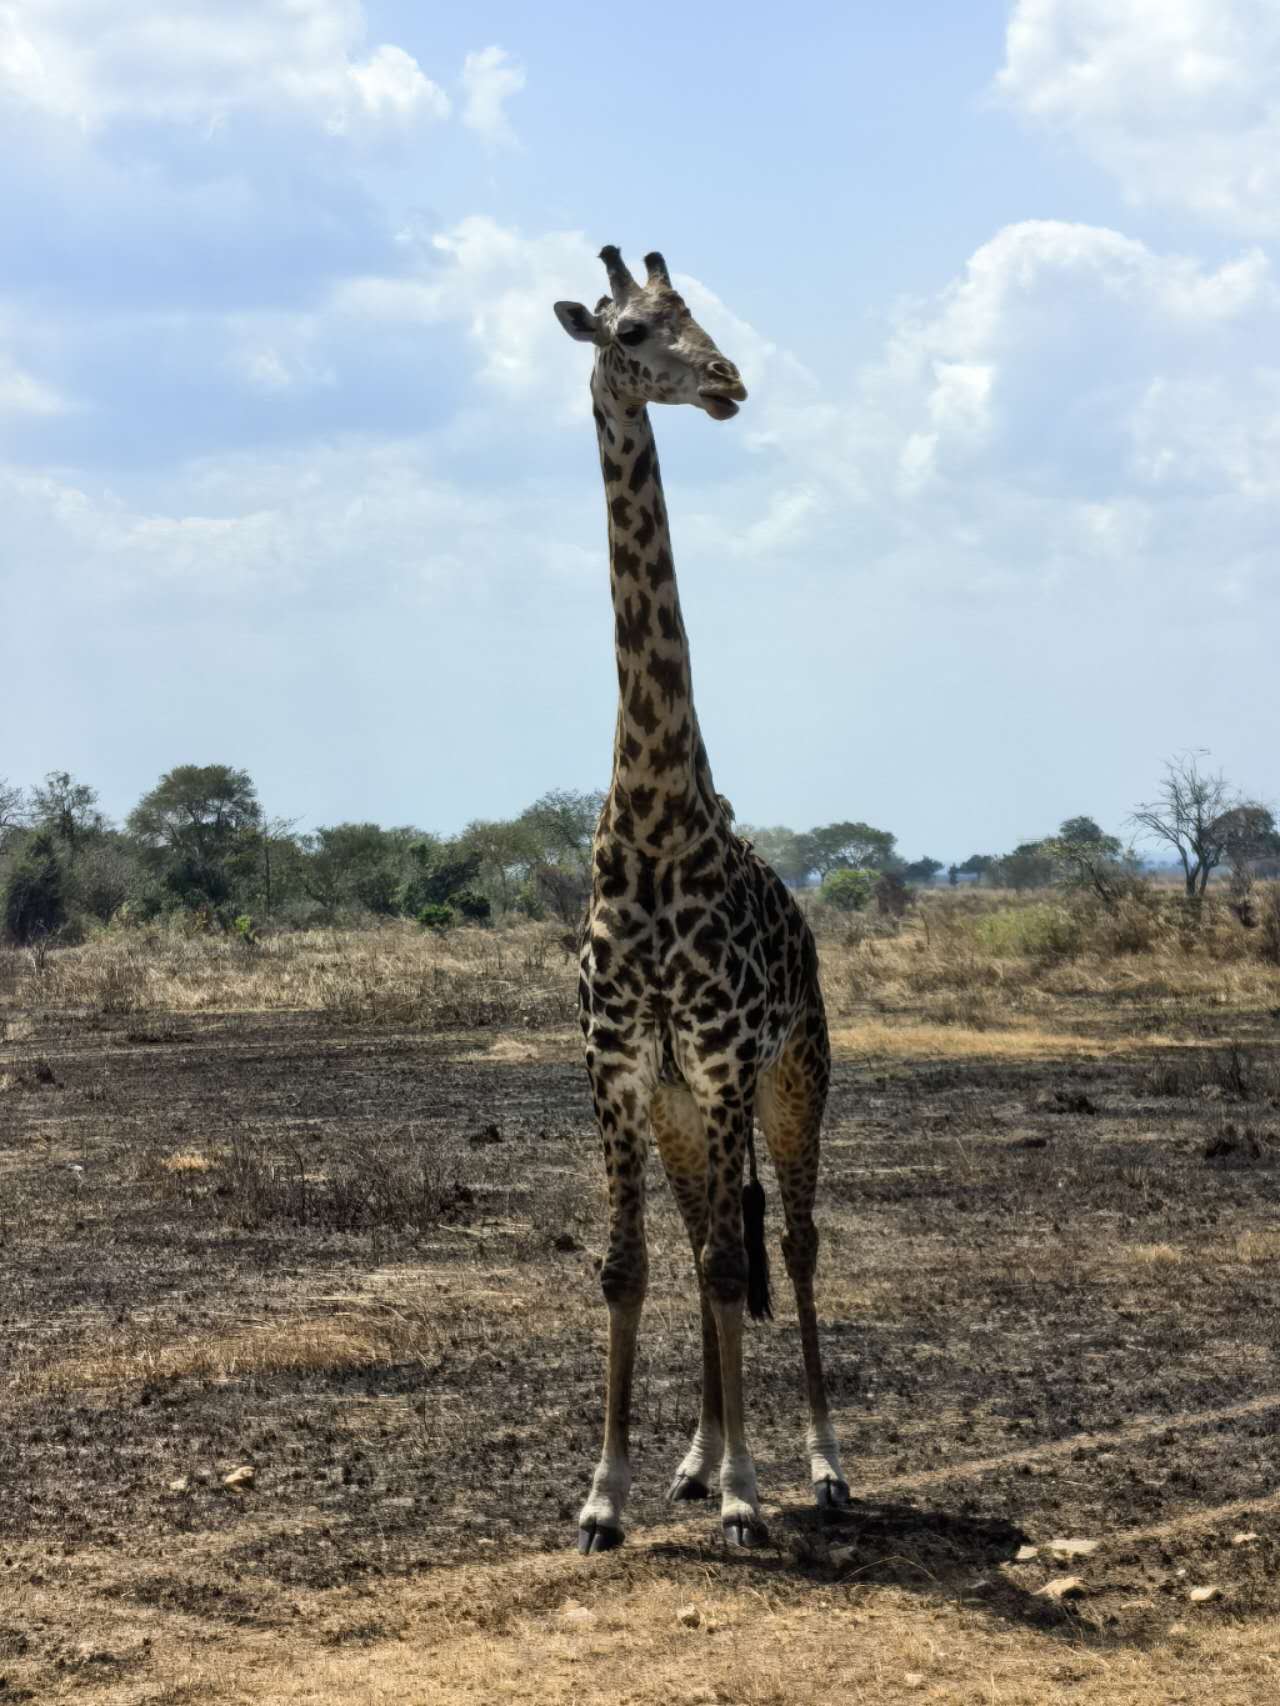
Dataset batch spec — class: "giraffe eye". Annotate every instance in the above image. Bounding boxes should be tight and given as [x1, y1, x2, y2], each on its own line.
[616, 323, 648, 347]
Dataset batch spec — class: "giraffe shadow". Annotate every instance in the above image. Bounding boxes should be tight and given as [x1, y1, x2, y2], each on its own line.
[647, 1497, 1109, 1643]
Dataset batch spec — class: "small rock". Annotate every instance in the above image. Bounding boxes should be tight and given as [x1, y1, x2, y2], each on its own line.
[829, 1544, 857, 1567]
[1231, 1531, 1259, 1546]
[1188, 1585, 1222, 1604]
[1014, 1544, 1039, 1563]
[559, 1600, 594, 1627]
[222, 1465, 255, 1489]
[552, 1232, 582, 1253]
[676, 1603, 701, 1628]
[903, 1675, 926, 1692]
[1168, 1621, 1189, 1636]
[167, 1476, 190, 1493]
[1037, 1575, 1086, 1601]
[1046, 1537, 1100, 1562]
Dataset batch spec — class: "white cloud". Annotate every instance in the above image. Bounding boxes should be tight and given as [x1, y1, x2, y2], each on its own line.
[997, 0, 1280, 234]
[0, 0, 450, 134]
[333, 216, 600, 410]
[0, 353, 71, 415]
[460, 45, 524, 146]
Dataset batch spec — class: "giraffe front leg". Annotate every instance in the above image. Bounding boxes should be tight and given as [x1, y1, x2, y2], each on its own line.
[697, 1093, 768, 1549]
[577, 1094, 649, 1554]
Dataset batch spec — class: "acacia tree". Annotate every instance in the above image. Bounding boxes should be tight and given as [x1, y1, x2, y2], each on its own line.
[128, 764, 262, 909]
[796, 821, 897, 879]
[1131, 755, 1260, 898]
[1043, 816, 1133, 909]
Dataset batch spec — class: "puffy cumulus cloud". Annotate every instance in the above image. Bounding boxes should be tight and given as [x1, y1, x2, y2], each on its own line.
[333, 216, 602, 411]
[997, 0, 1280, 234]
[0, 0, 449, 135]
[737, 221, 1273, 501]
[460, 45, 525, 147]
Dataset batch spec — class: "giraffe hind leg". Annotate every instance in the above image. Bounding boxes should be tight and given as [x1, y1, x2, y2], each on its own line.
[650, 1084, 723, 1503]
[757, 1027, 850, 1511]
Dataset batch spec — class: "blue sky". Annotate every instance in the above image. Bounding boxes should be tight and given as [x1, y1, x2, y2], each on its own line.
[2, 0, 1277, 860]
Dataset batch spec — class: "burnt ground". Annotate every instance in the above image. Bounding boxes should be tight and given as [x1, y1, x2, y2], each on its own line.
[4, 1002, 1280, 1699]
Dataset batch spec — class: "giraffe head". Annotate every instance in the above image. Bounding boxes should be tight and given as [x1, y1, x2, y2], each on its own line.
[554, 246, 747, 421]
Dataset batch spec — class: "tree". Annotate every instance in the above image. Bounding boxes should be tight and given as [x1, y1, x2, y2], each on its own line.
[796, 821, 897, 879]
[957, 854, 997, 882]
[518, 788, 604, 874]
[1131, 755, 1260, 898]
[303, 823, 410, 917]
[128, 764, 263, 911]
[1215, 804, 1278, 875]
[736, 825, 811, 888]
[29, 771, 106, 849]
[998, 842, 1057, 891]
[1044, 817, 1133, 909]
[902, 856, 944, 886]
[456, 818, 541, 910]
[0, 778, 26, 851]
[400, 840, 482, 915]
[3, 831, 65, 944]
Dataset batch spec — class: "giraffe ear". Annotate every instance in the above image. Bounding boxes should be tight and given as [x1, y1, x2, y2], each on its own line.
[554, 300, 601, 343]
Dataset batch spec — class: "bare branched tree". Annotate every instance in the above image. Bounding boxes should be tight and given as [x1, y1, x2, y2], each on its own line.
[1130, 754, 1256, 899]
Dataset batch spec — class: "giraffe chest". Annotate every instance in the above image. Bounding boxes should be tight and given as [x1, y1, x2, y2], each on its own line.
[579, 842, 807, 1079]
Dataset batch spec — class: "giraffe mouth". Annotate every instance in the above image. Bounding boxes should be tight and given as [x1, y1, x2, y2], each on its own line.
[698, 389, 742, 421]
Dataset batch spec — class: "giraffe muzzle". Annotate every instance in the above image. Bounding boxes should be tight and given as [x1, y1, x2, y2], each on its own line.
[698, 384, 747, 421]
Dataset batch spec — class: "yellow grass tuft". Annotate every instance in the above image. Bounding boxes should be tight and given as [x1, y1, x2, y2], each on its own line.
[161, 1150, 213, 1173]
[1127, 1242, 1184, 1267]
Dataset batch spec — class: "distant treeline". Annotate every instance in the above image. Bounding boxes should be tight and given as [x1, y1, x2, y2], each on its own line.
[1, 754, 1275, 944]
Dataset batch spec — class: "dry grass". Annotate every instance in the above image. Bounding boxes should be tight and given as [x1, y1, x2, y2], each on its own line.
[831, 1019, 1123, 1061]
[1126, 1242, 1185, 1267]
[17, 1306, 450, 1396]
[161, 1149, 212, 1172]
[4, 887, 1279, 1047]
[11, 1529, 1280, 1706]
[0, 918, 577, 1028]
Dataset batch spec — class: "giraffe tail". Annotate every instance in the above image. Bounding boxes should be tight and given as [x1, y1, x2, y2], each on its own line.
[742, 1127, 772, 1322]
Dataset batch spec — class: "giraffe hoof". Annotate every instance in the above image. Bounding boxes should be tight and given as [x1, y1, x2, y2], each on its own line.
[814, 1477, 851, 1510]
[667, 1473, 711, 1503]
[577, 1520, 624, 1554]
[722, 1515, 769, 1549]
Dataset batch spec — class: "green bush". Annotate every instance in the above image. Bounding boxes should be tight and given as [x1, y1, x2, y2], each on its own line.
[821, 869, 876, 913]
[417, 903, 456, 931]
[451, 889, 492, 923]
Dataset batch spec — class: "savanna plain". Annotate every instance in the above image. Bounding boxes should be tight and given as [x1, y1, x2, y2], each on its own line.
[4, 890, 1280, 1706]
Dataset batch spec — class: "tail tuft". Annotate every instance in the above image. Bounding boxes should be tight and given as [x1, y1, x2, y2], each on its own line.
[742, 1175, 772, 1322]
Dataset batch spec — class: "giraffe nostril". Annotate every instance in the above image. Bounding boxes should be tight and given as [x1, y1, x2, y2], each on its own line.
[707, 360, 738, 382]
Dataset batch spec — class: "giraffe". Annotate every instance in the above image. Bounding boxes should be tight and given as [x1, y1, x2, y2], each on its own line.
[554, 246, 848, 1553]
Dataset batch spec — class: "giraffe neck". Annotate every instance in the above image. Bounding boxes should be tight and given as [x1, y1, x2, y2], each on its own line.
[591, 375, 718, 855]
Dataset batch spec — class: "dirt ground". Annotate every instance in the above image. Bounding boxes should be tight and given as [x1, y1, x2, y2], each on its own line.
[4, 935, 1280, 1704]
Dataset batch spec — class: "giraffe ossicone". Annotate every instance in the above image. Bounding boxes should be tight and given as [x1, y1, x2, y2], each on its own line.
[555, 246, 848, 1554]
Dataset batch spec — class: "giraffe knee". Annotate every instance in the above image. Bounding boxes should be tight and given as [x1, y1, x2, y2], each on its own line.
[600, 1253, 647, 1305]
[782, 1222, 819, 1278]
[701, 1243, 747, 1305]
